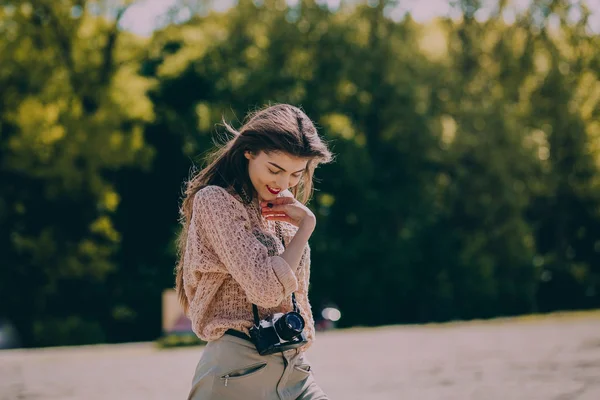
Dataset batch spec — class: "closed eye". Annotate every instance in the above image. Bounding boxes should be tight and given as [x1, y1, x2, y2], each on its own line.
[268, 169, 280, 175]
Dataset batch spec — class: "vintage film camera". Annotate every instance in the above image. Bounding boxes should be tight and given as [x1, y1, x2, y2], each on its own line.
[249, 293, 308, 355]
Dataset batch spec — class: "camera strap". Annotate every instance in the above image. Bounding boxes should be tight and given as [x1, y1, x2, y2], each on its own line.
[252, 221, 299, 326]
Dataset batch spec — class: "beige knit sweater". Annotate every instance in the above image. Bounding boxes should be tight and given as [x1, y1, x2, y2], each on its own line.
[182, 185, 315, 348]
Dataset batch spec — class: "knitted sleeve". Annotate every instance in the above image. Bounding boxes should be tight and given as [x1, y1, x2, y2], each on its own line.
[278, 221, 315, 345]
[295, 244, 315, 343]
[193, 185, 298, 308]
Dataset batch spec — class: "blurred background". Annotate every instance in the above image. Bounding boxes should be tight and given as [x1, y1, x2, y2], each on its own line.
[1, 0, 600, 350]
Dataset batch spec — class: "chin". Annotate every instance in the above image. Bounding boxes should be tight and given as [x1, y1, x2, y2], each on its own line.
[261, 192, 278, 201]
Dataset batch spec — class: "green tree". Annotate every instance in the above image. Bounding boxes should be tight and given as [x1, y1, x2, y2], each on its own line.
[522, 0, 600, 310]
[0, 0, 154, 346]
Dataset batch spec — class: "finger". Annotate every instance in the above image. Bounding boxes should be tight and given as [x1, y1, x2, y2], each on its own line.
[261, 197, 294, 207]
[262, 204, 291, 213]
[274, 195, 295, 204]
[263, 215, 288, 220]
[261, 200, 288, 210]
[261, 210, 288, 218]
[261, 208, 289, 217]
[261, 208, 282, 214]
[280, 189, 294, 198]
[262, 209, 287, 217]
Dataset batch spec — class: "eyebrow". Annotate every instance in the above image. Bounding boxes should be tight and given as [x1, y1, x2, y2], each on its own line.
[268, 162, 305, 174]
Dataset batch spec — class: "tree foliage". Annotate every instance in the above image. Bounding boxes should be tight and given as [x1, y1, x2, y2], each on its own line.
[1, 0, 599, 346]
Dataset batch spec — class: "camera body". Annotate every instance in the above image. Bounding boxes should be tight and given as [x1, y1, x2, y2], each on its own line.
[249, 311, 308, 355]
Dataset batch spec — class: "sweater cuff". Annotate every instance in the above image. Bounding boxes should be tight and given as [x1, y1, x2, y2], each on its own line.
[272, 256, 298, 297]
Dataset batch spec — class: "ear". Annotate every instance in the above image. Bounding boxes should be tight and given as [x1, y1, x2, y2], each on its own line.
[244, 151, 253, 160]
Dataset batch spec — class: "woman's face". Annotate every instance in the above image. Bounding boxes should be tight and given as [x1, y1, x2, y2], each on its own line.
[245, 151, 308, 201]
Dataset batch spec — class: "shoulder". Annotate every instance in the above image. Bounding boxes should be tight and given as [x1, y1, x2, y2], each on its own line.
[195, 185, 237, 201]
[193, 185, 244, 212]
[196, 184, 233, 199]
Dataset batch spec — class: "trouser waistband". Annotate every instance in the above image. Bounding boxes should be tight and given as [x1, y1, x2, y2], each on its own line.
[224, 329, 253, 343]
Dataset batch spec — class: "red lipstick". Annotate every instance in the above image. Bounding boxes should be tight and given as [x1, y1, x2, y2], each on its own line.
[267, 185, 281, 194]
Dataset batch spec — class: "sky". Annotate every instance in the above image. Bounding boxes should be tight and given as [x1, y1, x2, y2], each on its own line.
[119, 0, 600, 37]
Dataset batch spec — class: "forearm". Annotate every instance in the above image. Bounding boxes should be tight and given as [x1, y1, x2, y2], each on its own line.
[280, 217, 315, 271]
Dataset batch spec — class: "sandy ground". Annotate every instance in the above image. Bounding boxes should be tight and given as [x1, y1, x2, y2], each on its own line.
[1, 313, 600, 400]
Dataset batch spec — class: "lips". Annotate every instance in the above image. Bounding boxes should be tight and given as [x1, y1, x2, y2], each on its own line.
[267, 185, 281, 195]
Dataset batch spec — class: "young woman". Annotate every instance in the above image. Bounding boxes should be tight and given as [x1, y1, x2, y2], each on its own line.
[175, 104, 332, 399]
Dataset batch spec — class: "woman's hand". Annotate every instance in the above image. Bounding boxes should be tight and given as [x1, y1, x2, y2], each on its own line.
[260, 197, 316, 230]
[261, 195, 315, 272]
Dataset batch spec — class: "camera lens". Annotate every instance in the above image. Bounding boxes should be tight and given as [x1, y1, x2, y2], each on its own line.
[286, 313, 303, 330]
[274, 312, 305, 340]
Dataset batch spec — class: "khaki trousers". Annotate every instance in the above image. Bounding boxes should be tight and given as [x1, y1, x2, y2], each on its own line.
[187, 334, 329, 400]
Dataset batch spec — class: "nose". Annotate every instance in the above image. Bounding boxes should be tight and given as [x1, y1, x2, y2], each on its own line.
[275, 176, 289, 191]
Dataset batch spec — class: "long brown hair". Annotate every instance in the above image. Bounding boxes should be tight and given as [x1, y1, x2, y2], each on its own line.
[175, 104, 332, 312]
